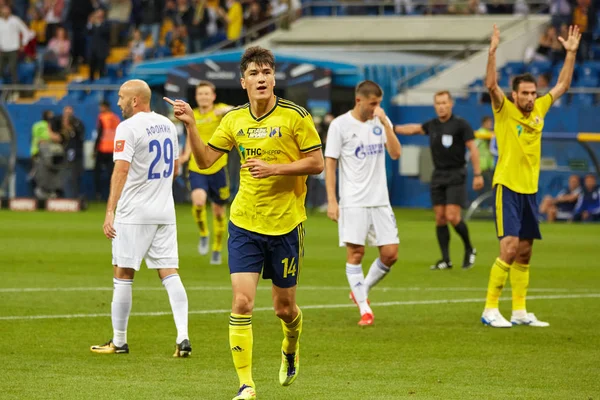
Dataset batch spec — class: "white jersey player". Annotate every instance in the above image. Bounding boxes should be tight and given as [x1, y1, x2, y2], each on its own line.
[324, 80, 402, 327]
[91, 79, 191, 357]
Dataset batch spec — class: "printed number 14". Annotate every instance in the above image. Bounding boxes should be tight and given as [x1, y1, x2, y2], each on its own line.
[282, 257, 297, 278]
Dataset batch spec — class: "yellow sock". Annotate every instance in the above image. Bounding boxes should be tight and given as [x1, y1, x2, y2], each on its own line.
[192, 205, 209, 237]
[485, 258, 511, 309]
[229, 314, 254, 388]
[281, 308, 302, 354]
[511, 262, 530, 311]
[212, 213, 226, 252]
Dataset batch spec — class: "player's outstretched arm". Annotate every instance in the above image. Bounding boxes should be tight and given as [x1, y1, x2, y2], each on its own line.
[104, 160, 130, 239]
[164, 97, 223, 169]
[242, 149, 324, 178]
[394, 124, 424, 135]
[486, 24, 504, 111]
[325, 157, 339, 222]
[550, 25, 581, 102]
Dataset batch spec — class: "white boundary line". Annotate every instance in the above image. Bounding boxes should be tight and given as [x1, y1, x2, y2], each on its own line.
[0, 286, 595, 293]
[1, 293, 599, 321]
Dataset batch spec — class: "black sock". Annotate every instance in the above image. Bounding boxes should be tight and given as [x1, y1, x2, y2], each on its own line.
[436, 225, 450, 262]
[452, 220, 473, 251]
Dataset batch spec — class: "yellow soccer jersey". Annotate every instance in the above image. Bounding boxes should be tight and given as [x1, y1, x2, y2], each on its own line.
[188, 103, 230, 175]
[492, 93, 553, 194]
[208, 97, 322, 235]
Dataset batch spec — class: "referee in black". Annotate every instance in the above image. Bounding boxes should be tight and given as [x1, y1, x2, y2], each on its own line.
[395, 90, 483, 270]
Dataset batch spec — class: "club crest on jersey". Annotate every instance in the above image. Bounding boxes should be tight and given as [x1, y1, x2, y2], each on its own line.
[247, 128, 268, 139]
[372, 126, 382, 136]
[115, 140, 125, 152]
[534, 116, 541, 125]
[441, 134, 453, 148]
[269, 127, 282, 138]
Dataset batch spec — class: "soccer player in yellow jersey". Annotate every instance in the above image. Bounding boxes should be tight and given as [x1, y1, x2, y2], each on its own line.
[179, 81, 233, 264]
[481, 24, 581, 328]
[165, 46, 324, 400]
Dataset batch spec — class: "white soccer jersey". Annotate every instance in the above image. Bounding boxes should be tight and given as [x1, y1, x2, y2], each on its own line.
[325, 111, 391, 208]
[113, 111, 179, 224]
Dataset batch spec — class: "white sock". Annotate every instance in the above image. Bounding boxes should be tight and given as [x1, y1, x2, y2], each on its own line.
[346, 263, 372, 316]
[112, 277, 133, 347]
[365, 258, 391, 295]
[512, 309, 527, 318]
[162, 274, 189, 344]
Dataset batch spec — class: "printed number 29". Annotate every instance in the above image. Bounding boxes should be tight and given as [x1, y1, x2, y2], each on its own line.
[148, 138, 174, 180]
[282, 257, 297, 278]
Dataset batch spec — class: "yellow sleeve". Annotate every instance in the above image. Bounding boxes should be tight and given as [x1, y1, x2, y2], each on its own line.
[208, 117, 234, 153]
[475, 130, 493, 140]
[492, 94, 508, 118]
[536, 93, 553, 117]
[295, 114, 322, 153]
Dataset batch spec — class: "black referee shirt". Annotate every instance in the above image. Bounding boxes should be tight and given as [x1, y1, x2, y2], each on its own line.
[422, 114, 474, 170]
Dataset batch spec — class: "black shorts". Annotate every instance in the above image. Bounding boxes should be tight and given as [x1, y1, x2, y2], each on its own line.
[430, 168, 467, 208]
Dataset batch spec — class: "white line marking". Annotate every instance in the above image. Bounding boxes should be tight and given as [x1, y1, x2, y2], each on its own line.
[1, 293, 598, 321]
[0, 286, 594, 293]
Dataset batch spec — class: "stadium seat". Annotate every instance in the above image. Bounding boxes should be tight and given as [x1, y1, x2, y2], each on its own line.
[503, 61, 525, 77]
[36, 97, 57, 105]
[527, 61, 552, 76]
[18, 62, 36, 84]
[570, 93, 595, 106]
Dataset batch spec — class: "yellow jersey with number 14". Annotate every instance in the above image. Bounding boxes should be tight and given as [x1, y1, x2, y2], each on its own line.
[188, 103, 230, 175]
[492, 93, 553, 194]
[208, 97, 322, 236]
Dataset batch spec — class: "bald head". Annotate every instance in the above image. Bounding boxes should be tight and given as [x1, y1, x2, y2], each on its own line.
[117, 79, 152, 119]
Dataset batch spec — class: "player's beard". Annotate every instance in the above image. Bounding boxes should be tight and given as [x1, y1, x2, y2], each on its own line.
[122, 101, 134, 119]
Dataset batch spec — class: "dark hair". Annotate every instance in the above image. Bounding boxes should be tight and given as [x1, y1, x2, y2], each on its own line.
[481, 116, 492, 124]
[355, 80, 383, 98]
[434, 90, 453, 100]
[42, 110, 53, 121]
[196, 80, 216, 93]
[100, 100, 110, 108]
[240, 46, 275, 75]
[512, 73, 537, 92]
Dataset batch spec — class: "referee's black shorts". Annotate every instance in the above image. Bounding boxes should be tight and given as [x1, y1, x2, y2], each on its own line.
[430, 168, 467, 208]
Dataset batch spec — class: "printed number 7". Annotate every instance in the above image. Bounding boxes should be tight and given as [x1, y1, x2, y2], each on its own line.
[148, 138, 174, 180]
[282, 257, 297, 278]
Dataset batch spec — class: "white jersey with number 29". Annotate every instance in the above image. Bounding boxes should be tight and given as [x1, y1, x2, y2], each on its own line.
[113, 111, 179, 225]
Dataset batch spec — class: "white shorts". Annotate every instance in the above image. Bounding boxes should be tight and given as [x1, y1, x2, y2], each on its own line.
[338, 205, 400, 247]
[112, 223, 179, 270]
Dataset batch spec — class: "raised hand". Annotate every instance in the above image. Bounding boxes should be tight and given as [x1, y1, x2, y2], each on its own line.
[163, 97, 194, 125]
[490, 24, 500, 54]
[558, 25, 581, 53]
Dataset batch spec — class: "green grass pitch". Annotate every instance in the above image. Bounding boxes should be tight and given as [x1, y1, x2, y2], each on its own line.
[1, 204, 599, 399]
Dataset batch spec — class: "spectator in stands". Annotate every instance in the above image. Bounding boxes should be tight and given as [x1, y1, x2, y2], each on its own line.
[107, 0, 132, 46]
[139, 0, 165, 49]
[51, 105, 85, 199]
[526, 25, 564, 64]
[574, 174, 600, 221]
[87, 8, 110, 81]
[43, 0, 64, 44]
[43, 26, 71, 75]
[473, 116, 495, 194]
[572, 0, 596, 61]
[187, 0, 208, 53]
[486, 0, 513, 14]
[94, 100, 120, 200]
[539, 174, 582, 222]
[128, 29, 146, 64]
[28, 5, 47, 46]
[0, 4, 31, 84]
[550, 0, 572, 28]
[170, 24, 187, 56]
[67, 0, 94, 68]
[223, 0, 242, 47]
[244, 1, 268, 42]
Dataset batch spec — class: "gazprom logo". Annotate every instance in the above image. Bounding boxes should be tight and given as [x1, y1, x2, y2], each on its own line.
[355, 142, 384, 159]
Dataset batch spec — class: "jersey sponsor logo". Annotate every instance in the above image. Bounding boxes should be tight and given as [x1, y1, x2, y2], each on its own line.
[115, 140, 125, 152]
[354, 142, 384, 159]
[441, 134, 453, 148]
[247, 128, 268, 139]
[372, 126, 382, 136]
[269, 127, 281, 138]
[516, 125, 523, 137]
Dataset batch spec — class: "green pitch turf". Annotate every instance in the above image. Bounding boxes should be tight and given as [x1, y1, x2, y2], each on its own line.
[1, 204, 599, 399]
